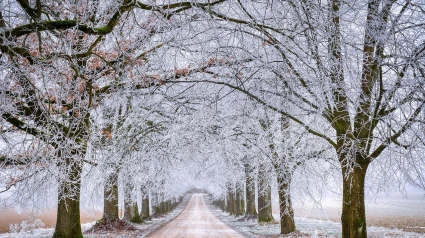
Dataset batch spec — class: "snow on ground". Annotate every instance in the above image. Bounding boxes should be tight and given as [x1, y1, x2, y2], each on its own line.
[205, 196, 425, 238]
[209, 209, 425, 238]
[284, 191, 425, 234]
[0, 195, 192, 238]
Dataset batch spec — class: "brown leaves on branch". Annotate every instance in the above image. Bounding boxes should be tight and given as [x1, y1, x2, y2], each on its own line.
[174, 68, 190, 77]
[206, 57, 230, 66]
[101, 127, 113, 140]
[173, 57, 233, 79]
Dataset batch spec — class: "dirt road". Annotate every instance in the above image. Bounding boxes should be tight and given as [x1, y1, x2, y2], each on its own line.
[147, 193, 244, 238]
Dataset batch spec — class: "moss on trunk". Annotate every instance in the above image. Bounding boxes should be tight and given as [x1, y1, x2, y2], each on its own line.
[130, 202, 143, 223]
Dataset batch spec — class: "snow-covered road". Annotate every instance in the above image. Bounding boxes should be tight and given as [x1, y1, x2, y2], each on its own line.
[147, 193, 245, 238]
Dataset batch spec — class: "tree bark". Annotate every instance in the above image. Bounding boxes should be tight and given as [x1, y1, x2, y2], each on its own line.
[166, 200, 171, 213]
[130, 202, 143, 223]
[235, 182, 244, 216]
[161, 201, 167, 214]
[213, 198, 226, 211]
[245, 164, 257, 217]
[341, 162, 369, 238]
[123, 204, 133, 221]
[124, 193, 143, 222]
[53, 161, 83, 238]
[123, 183, 134, 221]
[220, 198, 226, 211]
[141, 196, 150, 219]
[257, 182, 274, 222]
[258, 163, 274, 222]
[101, 172, 119, 222]
[277, 175, 295, 234]
[154, 193, 165, 215]
[226, 185, 236, 215]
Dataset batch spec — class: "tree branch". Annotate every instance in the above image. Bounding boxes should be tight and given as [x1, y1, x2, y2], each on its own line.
[370, 102, 425, 159]
[172, 79, 337, 148]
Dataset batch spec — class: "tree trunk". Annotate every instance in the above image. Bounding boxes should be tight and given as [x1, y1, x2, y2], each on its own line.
[226, 185, 236, 215]
[258, 164, 274, 222]
[277, 174, 295, 234]
[153, 195, 159, 215]
[161, 201, 167, 214]
[53, 161, 83, 238]
[130, 202, 143, 223]
[122, 180, 141, 222]
[123, 206, 132, 221]
[245, 164, 257, 217]
[154, 193, 165, 215]
[123, 204, 133, 221]
[258, 183, 274, 222]
[123, 183, 134, 221]
[141, 196, 150, 219]
[101, 172, 119, 222]
[213, 198, 226, 211]
[235, 182, 244, 216]
[167, 200, 171, 213]
[240, 193, 245, 216]
[341, 162, 369, 238]
[219, 198, 226, 211]
[231, 193, 237, 215]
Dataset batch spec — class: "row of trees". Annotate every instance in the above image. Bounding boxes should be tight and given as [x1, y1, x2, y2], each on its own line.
[189, 1, 425, 237]
[0, 0, 220, 237]
[1, 0, 425, 238]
